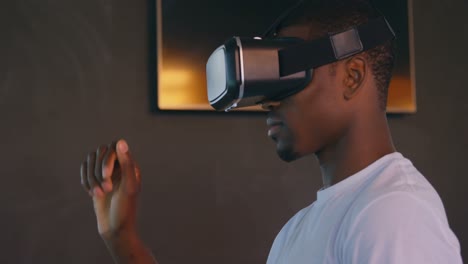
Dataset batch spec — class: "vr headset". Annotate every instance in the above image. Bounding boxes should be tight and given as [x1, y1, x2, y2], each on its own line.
[205, 1, 396, 111]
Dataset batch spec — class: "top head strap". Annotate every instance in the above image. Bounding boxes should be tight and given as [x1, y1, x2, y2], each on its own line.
[278, 16, 396, 77]
[261, 0, 307, 38]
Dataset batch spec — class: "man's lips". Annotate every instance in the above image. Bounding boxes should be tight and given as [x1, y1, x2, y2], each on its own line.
[266, 117, 283, 127]
[267, 117, 284, 138]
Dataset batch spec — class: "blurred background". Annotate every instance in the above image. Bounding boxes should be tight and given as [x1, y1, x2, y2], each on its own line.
[0, 0, 466, 263]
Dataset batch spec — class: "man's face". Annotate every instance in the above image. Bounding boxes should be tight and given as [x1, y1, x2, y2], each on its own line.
[265, 25, 351, 162]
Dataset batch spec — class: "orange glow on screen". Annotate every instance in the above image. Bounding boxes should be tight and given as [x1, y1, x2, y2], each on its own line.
[387, 75, 416, 113]
[158, 67, 210, 110]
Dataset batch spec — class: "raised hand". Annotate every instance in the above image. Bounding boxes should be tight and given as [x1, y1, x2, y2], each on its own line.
[80, 140, 156, 263]
[81, 139, 141, 238]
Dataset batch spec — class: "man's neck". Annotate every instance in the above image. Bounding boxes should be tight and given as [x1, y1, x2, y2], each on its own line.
[315, 112, 396, 189]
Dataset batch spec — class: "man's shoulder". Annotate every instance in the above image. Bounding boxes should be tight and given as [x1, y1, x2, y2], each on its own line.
[340, 154, 455, 243]
[277, 202, 315, 237]
[339, 189, 462, 263]
[352, 154, 446, 215]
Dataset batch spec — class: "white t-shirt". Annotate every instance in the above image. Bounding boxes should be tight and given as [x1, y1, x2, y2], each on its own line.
[267, 152, 462, 264]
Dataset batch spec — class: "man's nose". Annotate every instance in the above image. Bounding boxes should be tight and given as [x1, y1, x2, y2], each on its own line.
[261, 101, 281, 111]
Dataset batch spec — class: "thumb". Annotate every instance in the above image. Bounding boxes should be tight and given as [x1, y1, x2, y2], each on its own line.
[116, 139, 138, 194]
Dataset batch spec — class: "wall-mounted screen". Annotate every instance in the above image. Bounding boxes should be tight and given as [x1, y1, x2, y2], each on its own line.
[156, 0, 416, 113]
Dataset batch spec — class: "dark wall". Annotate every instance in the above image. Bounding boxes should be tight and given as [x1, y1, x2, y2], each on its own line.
[1, 0, 467, 263]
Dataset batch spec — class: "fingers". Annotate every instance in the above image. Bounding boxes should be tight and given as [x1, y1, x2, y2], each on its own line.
[95, 145, 113, 193]
[116, 139, 139, 194]
[102, 142, 117, 181]
[87, 152, 104, 197]
[94, 145, 107, 182]
[80, 139, 140, 197]
[81, 145, 111, 198]
[80, 161, 91, 195]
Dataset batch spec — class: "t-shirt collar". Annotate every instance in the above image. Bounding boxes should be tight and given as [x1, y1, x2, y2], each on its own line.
[316, 152, 403, 204]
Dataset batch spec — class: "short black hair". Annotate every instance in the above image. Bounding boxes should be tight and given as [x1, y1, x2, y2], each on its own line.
[279, 0, 396, 111]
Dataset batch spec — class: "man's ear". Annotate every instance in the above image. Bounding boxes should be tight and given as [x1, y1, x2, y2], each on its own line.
[343, 56, 366, 100]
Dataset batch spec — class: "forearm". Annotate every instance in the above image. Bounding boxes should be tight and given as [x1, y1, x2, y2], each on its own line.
[103, 231, 158, 264]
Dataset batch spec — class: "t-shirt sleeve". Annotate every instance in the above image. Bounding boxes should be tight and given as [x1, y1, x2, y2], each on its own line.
[341, 192, 462, 264]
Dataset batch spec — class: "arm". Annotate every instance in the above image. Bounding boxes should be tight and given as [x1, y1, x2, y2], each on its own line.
[103, 231, 158, 264]
[80, 139, 158, 264]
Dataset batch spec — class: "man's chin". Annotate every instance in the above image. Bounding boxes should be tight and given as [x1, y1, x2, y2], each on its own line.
[276, 145, 300, 162]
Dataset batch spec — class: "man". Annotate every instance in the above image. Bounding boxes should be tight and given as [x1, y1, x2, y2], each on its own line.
[80, 0, 462, 263]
